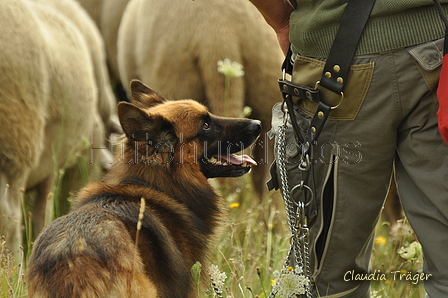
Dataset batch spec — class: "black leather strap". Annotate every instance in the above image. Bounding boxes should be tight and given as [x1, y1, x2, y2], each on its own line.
[281, 0, 376, 84]
[308, 102, 332, 145]
[277, 0, 376, 148]
[319, 0, 376, 95]
[282, 47, 294, 76]
[279, 80, 321, 103]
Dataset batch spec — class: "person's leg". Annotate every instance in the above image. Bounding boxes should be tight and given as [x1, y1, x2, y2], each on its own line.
[396, 86, 448, 298]
[309, 52, 398, 297]
[390, 39, 448, 298]
[276, 49, 404, 297]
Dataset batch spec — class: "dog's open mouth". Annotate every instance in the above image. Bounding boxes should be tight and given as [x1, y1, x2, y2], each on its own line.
[207, 153, 257, 167]
[201, 153, 257, 178]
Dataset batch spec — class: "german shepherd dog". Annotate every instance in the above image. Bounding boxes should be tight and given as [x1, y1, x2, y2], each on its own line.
[27, 80, 261, 298]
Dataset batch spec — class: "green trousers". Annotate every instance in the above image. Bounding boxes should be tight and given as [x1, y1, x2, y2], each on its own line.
[270, 38, 448, 297]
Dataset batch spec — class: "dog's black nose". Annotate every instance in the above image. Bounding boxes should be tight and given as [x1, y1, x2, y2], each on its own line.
[248, 120, 262, 136]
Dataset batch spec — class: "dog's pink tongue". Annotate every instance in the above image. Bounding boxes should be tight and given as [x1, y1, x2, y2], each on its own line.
[215, 154, 257, 166]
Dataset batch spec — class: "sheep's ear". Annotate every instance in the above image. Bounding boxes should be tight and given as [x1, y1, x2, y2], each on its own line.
[117, 102, 177, 148]
[129, 80, 166, 108]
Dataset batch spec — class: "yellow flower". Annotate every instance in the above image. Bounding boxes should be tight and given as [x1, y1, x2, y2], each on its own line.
[374, 236, 387, 246]
[229, 202, 240, 209]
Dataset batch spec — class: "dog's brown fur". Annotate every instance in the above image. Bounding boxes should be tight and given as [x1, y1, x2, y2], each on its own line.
[27, 80, 261, 298]
[117, 0, 283, 196]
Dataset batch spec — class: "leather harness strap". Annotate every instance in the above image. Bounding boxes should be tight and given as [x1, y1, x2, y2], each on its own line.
[279, 0, 377, 150]
[320, 0, 377, 95]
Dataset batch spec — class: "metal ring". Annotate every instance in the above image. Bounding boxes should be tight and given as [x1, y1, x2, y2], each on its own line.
[314, 81, 345, 110]
[290, 182, 314, 208]
[281, 100, 287, 113]
[303, 184, 314, 207]
[290, 181, 304, 195]
[330, 92, 344, 110]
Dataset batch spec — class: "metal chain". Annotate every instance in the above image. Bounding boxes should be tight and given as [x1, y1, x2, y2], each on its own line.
[278, 122, 304, 269]
[269, 113, 313, 298]
[269, 121, 292, 298]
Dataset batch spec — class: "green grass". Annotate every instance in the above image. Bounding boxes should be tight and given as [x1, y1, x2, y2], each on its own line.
[370, 219, 426, 298]
[1, 143, 95, 298]
[1, 171, 425, 298]
[206, 177, 426, 298]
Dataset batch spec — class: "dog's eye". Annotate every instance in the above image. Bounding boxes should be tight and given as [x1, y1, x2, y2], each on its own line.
[203, 122, 211, 130]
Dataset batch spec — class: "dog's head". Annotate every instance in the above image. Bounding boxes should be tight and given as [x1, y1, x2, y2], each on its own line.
[117, 80, 261, 178]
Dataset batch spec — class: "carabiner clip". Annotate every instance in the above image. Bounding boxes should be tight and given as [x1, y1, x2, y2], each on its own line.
[295, 201, 310, 239]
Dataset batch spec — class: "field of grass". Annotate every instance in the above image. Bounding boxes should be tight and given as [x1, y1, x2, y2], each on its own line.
[1, 170, 426, 298]
[206, 177, 426, 298]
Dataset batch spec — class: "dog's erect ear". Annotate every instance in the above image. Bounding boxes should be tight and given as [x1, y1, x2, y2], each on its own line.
[118, 102, 177, 147]
[129, 80, 166, 109]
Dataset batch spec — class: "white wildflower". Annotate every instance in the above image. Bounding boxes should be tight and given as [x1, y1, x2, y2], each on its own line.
[217, 58, 245, 78]
[398, 241, 422, 260]
[371, 290, 383, 298]
[240, 106, 252, 118]
[272, 266, 309, 298]
[209, 264, 227, 295]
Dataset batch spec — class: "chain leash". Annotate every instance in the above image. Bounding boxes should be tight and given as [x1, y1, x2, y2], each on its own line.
[269, 111, 313, 298]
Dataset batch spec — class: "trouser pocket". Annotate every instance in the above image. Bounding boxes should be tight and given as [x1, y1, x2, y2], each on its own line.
[291, 55, 374, 120]
[315, 157, 335, 266]
[313, 151, 338, 275]
[408, 38, 443, 92]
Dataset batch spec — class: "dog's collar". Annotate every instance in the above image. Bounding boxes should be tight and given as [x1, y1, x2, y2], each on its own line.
[119, 177, 164, 193]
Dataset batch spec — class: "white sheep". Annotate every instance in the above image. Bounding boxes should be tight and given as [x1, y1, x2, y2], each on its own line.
[0, 0, 115, 259]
